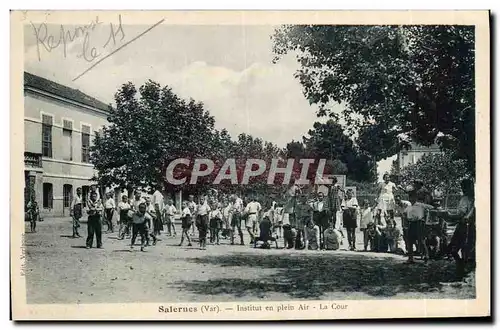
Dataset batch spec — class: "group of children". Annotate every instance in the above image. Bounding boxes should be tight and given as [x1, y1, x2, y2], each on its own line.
[64, 178, 473, 268]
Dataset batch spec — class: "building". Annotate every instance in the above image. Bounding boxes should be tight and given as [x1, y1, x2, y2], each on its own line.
[397, 142, 442, 169]
[24, 72, 184, 217]
[24, 72, 110, 217]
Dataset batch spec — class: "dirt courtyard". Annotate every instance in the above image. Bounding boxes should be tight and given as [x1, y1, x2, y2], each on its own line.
[22, 217, 475, 304]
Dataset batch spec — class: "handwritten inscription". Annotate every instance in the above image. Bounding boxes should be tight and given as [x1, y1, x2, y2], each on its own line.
[30, 15, 125, 63]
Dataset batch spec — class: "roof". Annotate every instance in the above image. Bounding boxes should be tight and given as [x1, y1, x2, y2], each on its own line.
[24, 72, 110, 112]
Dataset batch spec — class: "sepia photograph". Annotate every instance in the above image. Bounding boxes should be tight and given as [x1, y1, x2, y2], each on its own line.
[11, 10, 490, 320]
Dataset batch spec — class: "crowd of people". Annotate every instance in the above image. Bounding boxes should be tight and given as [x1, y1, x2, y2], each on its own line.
[58, 173, 475, 266]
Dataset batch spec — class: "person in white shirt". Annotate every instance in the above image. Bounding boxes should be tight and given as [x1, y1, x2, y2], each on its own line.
[377, 173, 403, 223]
[163, 199, 177, 237]
[152, 187, 164, 233]
[187, 195, 198, 237]
[132, 190, 146, 211]
[145, 197, 158, 246]
[196, 196, 211, 250]
[130, 202, 153, 252]
[274, 203, 284, 239]
[104, 192, 116, 233]
[395, 196, 412, 251]
[341, 189, 359, 251]
[360, 199, 374, 251]
[209, 203, 223, 245]
[179, 201, 193, 246]
[230, 194, 245, 245]
[70, 187, 83, 238]
[244, 197, 262, 244]
[117, 195, 131, 240]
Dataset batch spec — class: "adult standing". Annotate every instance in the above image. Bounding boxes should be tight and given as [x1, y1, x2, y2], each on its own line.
[445, 179, 475, 275]
[86, 191, 103, 249]
[377, 173, 402, 225]
[70, 187, 83, 238]
[152, 186, 164, 234]
[283, 181, 300, 226]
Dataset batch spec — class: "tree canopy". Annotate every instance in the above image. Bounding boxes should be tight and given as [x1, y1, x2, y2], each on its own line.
[272, 25, 475, 173]
[90, 80, 285, 196]
[285, 120, 377, 182]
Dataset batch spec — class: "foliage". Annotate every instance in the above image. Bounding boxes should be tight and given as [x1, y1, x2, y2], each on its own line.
[398, 153, 470, 194]
[285, 120, 377, 182]
[272, 25, 475, 173]
[91, 81, 284, 196]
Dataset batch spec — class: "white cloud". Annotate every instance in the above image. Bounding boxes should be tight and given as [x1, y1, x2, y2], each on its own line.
[24, 24, 328, 147]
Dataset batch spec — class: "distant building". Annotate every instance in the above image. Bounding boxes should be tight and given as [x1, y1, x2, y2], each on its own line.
[397, 142, 442, 169]
[24, 72, 110, 217]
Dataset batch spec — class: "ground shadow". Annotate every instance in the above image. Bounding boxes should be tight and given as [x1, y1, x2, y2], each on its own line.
[60, 235, 76, 238]
[175, 252, 474, 300]
[70, 245, 88, 249]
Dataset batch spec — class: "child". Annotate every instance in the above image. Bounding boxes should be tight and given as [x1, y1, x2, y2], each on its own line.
[274, 203, 284, 239]
[70, 187, 83, 238]
[405, 190, 432, 263]
[130, 202, 151, 252]
[323, 223, 342, 251]
[196, 196, 211, 250]
[117, 195, 131, 240]
[254, 214, 278, 249]
[304, 219, 320, 251]
[282, 224, 297, 249]
[104, 192, 116, 233]
[209, 202, 223, 245]
[385, 219, 402, 253]
[341, 189, 359, 251]
[425, 198, 448, 259]
[365, 222, 377, 251]
[179, 201, 193, 247]
[145, 198, 158, 246]
[294, 194, 313, 250]
[163, 199, 177, 237]
[27, 197, 40, 233]
[360, 199, 374, 251]
[221, 200, 232, 239]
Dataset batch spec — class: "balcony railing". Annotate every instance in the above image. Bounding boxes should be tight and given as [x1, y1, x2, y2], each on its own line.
[24, 152, 42, 168]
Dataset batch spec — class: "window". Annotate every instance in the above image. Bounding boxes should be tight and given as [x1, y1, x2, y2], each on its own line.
[82, 125, 91, 163]
[63, 184, 73, 208]
[62, 129, 73, 161]
[41, 115, 53, 158]
[43, 183, 53, 208]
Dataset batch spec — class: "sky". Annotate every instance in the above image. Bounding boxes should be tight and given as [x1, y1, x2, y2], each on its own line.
[24, 19, 394, 181]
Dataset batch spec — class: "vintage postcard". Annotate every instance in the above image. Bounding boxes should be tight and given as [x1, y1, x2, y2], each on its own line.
[11, 10, 490, 320]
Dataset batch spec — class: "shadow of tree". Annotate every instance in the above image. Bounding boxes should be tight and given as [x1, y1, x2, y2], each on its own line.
[175, 253, 472, 300]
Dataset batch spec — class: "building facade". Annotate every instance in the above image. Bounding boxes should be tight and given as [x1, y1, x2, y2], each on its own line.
[397, 142, 442, 169]
[24, 72, 110, 217]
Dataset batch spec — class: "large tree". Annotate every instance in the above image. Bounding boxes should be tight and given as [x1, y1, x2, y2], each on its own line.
[272, 25, 475, 173]
[91, 81, 285, 197]
[91, 80, 219, 196]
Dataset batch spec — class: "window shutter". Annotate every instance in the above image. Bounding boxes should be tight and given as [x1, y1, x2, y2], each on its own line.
[63, 119, 73, 130]
[42, 114, 53, 125]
